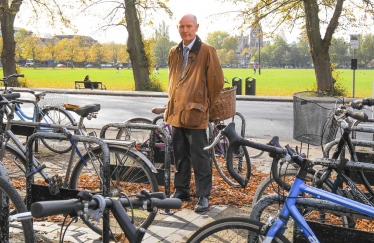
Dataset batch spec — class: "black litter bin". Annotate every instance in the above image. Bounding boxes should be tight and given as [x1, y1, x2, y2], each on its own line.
[245, 77, 256, 95]
[232, 77, 242, 95]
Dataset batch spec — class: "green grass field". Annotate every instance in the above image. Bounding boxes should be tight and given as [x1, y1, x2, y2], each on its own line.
[9, 67, 374, 97]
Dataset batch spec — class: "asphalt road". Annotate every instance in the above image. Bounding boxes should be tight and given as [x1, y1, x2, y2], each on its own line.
[58, 93, 295, 141]
[15, 90, 374, 143]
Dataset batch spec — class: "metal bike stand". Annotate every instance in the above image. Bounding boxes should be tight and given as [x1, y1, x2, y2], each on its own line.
[100, 122, 172, 198]
[25, 132, 111, 242]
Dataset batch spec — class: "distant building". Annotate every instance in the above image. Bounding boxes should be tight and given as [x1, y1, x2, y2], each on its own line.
[54, 35, 98, 47]
[249, 27, 263, 49]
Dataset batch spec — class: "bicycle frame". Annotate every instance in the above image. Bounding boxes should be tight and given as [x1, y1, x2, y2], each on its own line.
[320, 116, 374, 204]
[265, 161, 374, 243]
[0, 103, 80, 187]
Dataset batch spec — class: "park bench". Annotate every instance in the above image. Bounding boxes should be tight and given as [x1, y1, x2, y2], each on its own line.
[75, 81, 106, 90]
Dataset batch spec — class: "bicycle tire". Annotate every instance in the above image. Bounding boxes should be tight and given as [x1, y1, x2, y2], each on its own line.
[250, 194, 354, 242]
[39, 106, 76, 154]
[116, 117, 153, 141]
[0, 144, 27, 201]
[116, 117, 168, 168]
[69, 144, 158, 235]
[0, 176, 35, 243]
[186, 217, 290, 243]
[252, 168, 333, 207]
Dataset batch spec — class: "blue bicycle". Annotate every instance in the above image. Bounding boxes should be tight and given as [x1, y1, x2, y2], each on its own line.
[187, 122, 374, 243]
[2, 74, 76, 153]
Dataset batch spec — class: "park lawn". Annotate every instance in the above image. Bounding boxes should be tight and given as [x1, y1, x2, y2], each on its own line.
[9, 67, 374, 98]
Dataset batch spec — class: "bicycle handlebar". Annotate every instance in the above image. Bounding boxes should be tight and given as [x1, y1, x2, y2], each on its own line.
[222, 123, 287, 157]
[350, 98, 374, 109]
[31, 193, 182, 218]
[205, 122, 287, 188]
[1, 93, 20, 100]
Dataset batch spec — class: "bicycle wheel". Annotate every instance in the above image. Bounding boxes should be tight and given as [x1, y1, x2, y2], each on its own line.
[116, 117, 168, 169]
[0, 145, 27, 200]
[252, 169, 332, 207]
[69, 144, 158, 235]
[186, 217, 290, 243]
[39, 106, 76, 154]
[250, 194, 354, 242]
[116, 117, 153, 142]
[0, 176, 35, 243]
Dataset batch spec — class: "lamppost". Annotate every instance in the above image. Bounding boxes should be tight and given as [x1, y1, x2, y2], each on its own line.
[350, 34, 359, 98]
[258, 32, 261, 75]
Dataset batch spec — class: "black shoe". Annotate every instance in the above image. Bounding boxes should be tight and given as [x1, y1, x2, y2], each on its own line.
[171, 191, 190, 201]
[194, 196, 209, 212]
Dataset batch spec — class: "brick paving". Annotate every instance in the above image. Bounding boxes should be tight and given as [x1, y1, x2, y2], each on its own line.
[31, 206, 227, 243]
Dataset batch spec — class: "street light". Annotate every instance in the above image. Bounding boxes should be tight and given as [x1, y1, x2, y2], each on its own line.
[258, 31, 261, 75]
[350, 34, 359, 98]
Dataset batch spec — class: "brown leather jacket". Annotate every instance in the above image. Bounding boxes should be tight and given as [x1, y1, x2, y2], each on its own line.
[164, 36, 224, 129]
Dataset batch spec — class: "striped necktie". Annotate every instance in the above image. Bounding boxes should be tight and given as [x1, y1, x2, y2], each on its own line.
[181, 47, 189, 78]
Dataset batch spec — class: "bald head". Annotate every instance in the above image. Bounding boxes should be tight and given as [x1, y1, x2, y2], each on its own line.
[177, 14, 199, 46]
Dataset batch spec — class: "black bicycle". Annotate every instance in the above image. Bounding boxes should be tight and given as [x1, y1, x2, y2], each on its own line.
[12, 190, 182, 243]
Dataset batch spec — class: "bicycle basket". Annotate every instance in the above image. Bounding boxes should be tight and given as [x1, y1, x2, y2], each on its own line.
[293, 91, 338, 146]
[39, 92, 68, 108]
[209, 86, 236, 122]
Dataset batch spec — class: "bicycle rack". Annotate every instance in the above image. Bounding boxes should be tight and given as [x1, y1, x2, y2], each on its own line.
[25, 132, 111, 242]
[99, 122, 172, 198]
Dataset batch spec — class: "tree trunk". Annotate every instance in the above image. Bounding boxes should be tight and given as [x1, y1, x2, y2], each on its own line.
[125, 0, 150, 91]
[0, 0, 22, 87]
[0, 2, 17, 86]
[304, 0, 343, 93]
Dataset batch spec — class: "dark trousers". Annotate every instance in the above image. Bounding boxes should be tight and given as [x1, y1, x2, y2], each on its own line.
[172, 127, 212, 197]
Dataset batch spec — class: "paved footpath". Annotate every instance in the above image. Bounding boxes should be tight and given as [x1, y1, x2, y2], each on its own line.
[32, 206, 228, 243]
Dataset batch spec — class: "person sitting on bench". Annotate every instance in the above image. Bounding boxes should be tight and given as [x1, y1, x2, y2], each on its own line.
[83, 75, 98, 89]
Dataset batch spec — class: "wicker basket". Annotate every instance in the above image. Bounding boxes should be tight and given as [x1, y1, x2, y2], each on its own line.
[209, 86, 237, 122]
[293, 91, 338, 146]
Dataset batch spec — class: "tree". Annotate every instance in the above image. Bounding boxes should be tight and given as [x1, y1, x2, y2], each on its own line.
[88, 42, 106, 67]
[154, 37, 175, 67]
[40, 37, 59, 68]
[220, 0, 371, 93]
[0, 0, 23, 85]
[206, 31, 230, 50]
[357, 34, 374, 67]
[19, 34, 43, 68]
[330, 37, 350, 67]
[0, 1, 74, 85]
[222, 37, 238, 51]
[15, 28, 30, 63]
[153, 21, 176, 67]
[227, 50, 238, 66]
[216, 49, 229, 64]
[83, 0, 171, 90]
[271, 36, 289, 68]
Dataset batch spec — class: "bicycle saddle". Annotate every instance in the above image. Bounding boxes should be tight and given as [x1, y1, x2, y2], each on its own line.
[152, 107, 166, 114]
[64, 103, 101, 117]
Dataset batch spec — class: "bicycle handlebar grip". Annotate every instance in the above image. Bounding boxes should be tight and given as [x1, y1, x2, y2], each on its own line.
[362, 98, 374, 106]
[243, 139, 287, 156]
[350, 100, 363, 109]
[31, 199, 81, 218]
[2, 93, 20, 100]
[346, 110, 368, 122]
[151, 198, 182, 209]
[17, 74, 25, 78]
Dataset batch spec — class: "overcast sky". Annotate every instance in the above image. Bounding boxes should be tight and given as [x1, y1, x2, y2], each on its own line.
[14, 0, 303, 44]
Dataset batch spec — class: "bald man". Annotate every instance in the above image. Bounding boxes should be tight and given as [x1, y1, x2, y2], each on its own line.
[163, 13, 224, 212]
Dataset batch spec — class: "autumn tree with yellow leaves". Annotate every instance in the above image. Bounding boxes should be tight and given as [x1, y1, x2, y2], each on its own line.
[220, 0, 374, 93]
